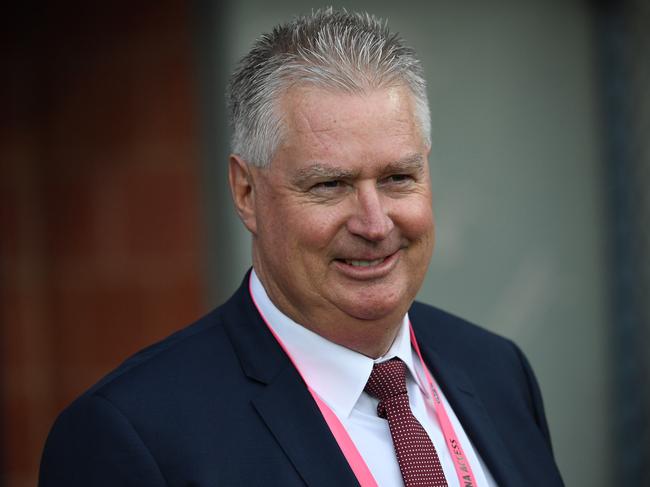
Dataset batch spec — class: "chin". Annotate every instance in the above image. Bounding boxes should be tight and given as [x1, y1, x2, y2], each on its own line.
[338, 293, 405, 322]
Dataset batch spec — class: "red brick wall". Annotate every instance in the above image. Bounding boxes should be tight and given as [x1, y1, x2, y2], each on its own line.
[1, 4, 205, 485]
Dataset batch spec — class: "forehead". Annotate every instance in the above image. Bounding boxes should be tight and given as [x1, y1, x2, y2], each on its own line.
[274, 85, 425, 171]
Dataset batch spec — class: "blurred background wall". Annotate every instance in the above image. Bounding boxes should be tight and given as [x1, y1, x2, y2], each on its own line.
[1, 3, 205, 486]
[1, 1, 648, 486]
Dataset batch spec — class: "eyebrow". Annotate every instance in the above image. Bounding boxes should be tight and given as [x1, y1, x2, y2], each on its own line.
[290, 165, 356, 186]
[382, 153, 426, 175]
[290, 153, 425, 186]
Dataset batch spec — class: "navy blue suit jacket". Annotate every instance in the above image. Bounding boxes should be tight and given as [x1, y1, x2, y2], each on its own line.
[39, 274, 564, 486]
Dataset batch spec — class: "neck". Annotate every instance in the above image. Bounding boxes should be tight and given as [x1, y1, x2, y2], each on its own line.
[304, 318, 401, 359]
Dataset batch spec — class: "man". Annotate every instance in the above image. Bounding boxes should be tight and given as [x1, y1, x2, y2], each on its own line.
[40, 9, 564, 487]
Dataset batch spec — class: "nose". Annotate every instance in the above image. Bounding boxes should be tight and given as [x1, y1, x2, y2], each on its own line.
[346, 183, 394, 241]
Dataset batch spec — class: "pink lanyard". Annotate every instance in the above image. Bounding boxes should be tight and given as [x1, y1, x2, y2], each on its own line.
[249, 282, 477, 486]
[409, 324, 478, 487]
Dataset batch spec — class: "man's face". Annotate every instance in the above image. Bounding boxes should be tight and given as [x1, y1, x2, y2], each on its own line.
[242, 85, 434, 353]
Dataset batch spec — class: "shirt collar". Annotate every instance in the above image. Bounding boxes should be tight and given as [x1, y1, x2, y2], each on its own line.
[250, 269, 425, 418]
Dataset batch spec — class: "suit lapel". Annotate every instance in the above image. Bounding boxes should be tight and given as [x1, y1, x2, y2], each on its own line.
[416, 340, 525, 487]
[252, 365, 360, 487]
[222, 276, 359, 487]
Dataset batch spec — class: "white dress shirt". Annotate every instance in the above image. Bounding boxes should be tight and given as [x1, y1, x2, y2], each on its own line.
[250, 270, 497, 487]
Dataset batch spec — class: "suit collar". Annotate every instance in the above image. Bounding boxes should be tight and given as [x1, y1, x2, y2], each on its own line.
[221, 271, 287, 385]
[222, 272, 360, 486]
[411, 320, 525, 487]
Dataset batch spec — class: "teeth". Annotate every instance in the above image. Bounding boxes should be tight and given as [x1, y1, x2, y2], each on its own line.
[345, 258, 384, 267]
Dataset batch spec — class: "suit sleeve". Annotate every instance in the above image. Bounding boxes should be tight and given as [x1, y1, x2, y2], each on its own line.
[39, 394, 168, 487]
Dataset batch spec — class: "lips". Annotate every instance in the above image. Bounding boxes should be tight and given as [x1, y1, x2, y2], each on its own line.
[333, 249, 402, 280]
[344, 258, 386, 267]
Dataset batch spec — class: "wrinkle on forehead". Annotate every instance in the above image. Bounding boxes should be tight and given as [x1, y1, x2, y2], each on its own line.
[272, 85, 427, 172]
[283, 85, 415, 136]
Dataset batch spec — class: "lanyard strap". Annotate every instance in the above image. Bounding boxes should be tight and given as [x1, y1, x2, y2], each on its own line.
[249, 278, 477, 486]
[409, 324, 478, 487]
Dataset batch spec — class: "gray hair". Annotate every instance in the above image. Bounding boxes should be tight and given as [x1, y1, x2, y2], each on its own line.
[227, 8, 431, 167]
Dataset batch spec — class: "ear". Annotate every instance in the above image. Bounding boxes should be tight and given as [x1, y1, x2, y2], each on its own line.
[228, 154, 258, 235]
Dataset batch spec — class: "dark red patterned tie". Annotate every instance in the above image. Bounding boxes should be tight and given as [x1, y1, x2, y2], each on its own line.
[365, 358, 448, 487]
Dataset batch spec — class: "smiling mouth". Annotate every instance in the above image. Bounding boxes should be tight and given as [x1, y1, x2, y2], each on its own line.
[343, 258, 386, 267]
[333, 249, 401, 279]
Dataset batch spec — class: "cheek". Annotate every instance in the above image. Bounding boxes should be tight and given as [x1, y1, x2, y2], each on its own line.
[289, 206, 346, 251]
[394, 198, 435, 240]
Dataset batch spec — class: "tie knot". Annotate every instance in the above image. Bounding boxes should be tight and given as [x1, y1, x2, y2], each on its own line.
[364, 358, 408, 402]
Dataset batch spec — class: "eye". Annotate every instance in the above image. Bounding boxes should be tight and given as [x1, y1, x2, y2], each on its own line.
[311, 180, 344, 191]
[383, 174, 413, 184]
[318, 180, 342, 188]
